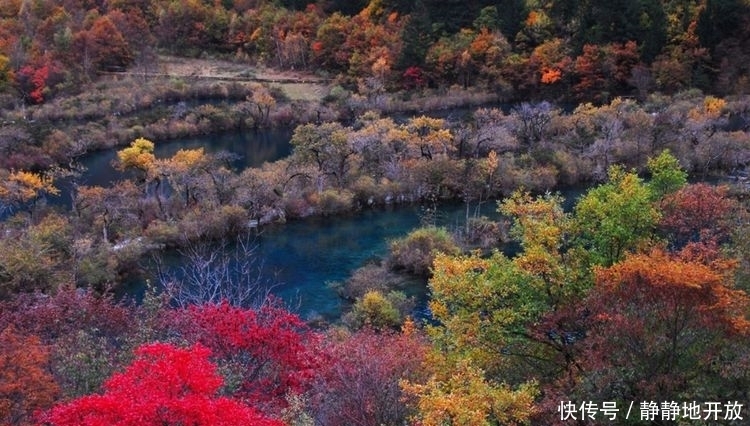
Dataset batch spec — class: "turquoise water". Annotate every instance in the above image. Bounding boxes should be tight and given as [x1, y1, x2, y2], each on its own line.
[69, 126, 583, 321]
[255, 202, 503, 321]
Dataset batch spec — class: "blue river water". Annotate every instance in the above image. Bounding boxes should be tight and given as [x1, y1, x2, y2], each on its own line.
[72, 127, 580, 322]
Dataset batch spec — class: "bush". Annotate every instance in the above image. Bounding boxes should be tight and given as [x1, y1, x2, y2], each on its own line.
[388, 227, 459, 276]
[315, 189, 354, 216]
[463, 216, 507, 250]
[179, 205, 249, 240]
[343, 290, 412, 331]
[332, 263, 404, 301]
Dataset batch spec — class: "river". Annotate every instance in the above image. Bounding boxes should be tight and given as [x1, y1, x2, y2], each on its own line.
[70, 126, 579, 322]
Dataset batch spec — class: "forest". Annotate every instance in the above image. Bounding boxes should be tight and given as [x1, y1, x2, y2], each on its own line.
[1, 0, 750, 425]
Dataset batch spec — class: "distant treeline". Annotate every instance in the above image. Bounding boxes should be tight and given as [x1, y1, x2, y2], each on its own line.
[1, 0, 749, 105]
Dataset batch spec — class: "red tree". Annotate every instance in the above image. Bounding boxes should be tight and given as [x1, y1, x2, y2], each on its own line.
[163, 301, 321, 413]
[584, 250, 747, 401]
[659, 183, 740, 248]
[40, 343, 283, 426]
[309, 324, 429, 426]
[0, 326, 59, 426]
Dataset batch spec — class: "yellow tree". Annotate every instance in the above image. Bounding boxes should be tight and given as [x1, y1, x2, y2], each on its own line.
[158, 148, 209, 208]
[403, 358, 537, 426]
[116, 137, 156, 177]
[403, 252, 540, 425]
[499, 190, 590, 309]
[116, 138, 165, 216]
[0, 169, 59, 218]
[401, 116, 453, 161]
[248, 85, 276, 128]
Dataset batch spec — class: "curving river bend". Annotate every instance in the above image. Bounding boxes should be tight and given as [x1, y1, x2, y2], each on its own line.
[68, 128, 564, 321]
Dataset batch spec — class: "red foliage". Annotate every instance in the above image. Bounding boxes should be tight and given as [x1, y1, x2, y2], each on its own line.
[17, 64, 49, 104]
[535, 249, 749, 422]
[586, 250, 747, 396]
[659, 183, 739, 248]
[40, 343, 283, 426]
[573, 42, 640, 103]
[16, 57, 64, 104]
[402, 66, 426, 90]
[309, 326, 429, 426]
[0, 287, 134, 344]
[163, 300, 321, 411]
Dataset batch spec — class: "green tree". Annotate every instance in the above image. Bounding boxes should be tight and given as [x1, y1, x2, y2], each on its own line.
[500, 190, 590, 308]
[574, 166, 660, 266]
[646, 149, 687, 199]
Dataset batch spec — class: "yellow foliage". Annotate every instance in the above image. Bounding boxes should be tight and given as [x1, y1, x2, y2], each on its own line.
[704, 95, 726, 117]
[402, 358, 537, 426]
[0, 170, 59, 207]
[117, 137, 156, 172]
[165, 148, 206, 174]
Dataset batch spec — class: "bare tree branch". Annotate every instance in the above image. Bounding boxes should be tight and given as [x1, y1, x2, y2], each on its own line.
[155, 234, 278, 308]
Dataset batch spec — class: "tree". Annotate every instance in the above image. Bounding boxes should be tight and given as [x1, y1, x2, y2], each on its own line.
[577, 250, 749, 405]
[73, 181, 142, 243]
[248, 85, 276, 128]
[406, 251, 541, 424]
[0, 286, 143, 399]
[573, 166, 659, 266]
[572, 42, 639, 103]
[41, 343, 284, 426]
[310, 325, 428, 426]
[0, 214, 73, 295]
[645, 149, 687, 199]
[500, 190, 590, 309]
[15, 57, 64, 104]
[508, 102, 556, 152]
[312, 12, 351, 72]
[162, 301, 321, 413]
[290, 122, 354, 189]
[115, 137, 165, 216]
[658, 183, 739, 249]
[403, 358, 537, 426]
[156, 236, 275, 308]
[0, 326, 59, 426]
[529, 38, 573, 90]
[116, 137, 156, 177]
[401, 116, 453, 161]
[157, 148, 209, 208]
[0, 169, 59, 217]
[73, 15, 133, 79]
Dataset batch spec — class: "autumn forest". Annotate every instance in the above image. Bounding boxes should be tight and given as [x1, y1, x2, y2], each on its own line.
[2, 0, 750, 425]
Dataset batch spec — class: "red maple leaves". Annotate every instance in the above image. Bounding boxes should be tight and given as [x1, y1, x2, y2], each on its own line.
[41, 343, 284, 426]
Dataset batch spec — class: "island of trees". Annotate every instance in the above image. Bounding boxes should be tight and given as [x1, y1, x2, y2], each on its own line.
[1, 0, 750, 425]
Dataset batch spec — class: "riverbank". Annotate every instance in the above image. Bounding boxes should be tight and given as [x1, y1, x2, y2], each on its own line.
[2, 56, 750, 305]
[0, 55, 504, 172]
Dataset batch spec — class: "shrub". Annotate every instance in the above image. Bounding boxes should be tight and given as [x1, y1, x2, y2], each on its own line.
[388, 227, 460, 276]
[333, 263, 404, 301]
[316, 189, 354, 216]
[463, 216, 508, 250]
[343, 290, 412, 331]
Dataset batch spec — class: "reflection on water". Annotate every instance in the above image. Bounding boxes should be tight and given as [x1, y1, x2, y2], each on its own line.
[54, 128, 293, 204]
